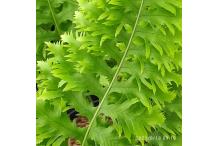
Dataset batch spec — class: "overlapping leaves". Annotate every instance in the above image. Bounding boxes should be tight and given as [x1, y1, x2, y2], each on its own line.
[36, 0, 182, 146]
[36, 0, 78, 60]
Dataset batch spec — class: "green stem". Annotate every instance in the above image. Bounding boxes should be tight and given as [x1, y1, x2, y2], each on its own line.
[81, 0, 144, 145]
[47, 0, 61, 35]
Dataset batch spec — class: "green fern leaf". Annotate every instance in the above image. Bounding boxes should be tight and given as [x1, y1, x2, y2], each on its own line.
[36, 0, 78, 60]
[36, 0, 182, 145]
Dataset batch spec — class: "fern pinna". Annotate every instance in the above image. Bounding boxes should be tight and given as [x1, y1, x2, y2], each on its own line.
[36, 0, 78, 60]
[36, 0, 182, 146]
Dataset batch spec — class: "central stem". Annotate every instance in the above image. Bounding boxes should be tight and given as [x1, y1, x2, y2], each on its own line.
[81, 0, 144, 145]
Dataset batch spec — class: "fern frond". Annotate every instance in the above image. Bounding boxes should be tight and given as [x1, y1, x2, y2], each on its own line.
[36, 0, 182, 145]
[81, 0, 144, 145]
[36, 0, 78, 60]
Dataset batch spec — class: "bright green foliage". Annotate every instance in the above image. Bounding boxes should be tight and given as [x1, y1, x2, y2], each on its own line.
[36, 0, 78, 60]
[36, 0, 182, 146]
[36, 100, 85, 145]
